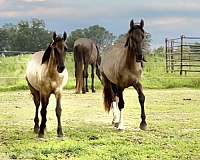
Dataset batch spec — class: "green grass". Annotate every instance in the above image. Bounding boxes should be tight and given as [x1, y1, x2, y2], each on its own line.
[0, 89, 200, 159]
[0, 53, 102, 91]
[0, 53, 200, 91]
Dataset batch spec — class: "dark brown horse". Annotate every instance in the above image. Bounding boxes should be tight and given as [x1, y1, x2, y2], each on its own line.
[73, 38, 101, 94]
[100, 19, 147, 130]
[26, 32, 68, 138]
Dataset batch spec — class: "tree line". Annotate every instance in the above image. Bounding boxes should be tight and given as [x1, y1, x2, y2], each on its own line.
[0, 18, 151, 55]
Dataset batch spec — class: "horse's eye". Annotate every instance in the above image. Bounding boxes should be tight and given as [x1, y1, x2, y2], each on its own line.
[64, 46, 68, 52]
[142, 35, 144, 39]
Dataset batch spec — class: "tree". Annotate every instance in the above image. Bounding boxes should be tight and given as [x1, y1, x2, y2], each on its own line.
[30, 18, 52, 52]
[67, 25, 115, 52]
[143, 32, 152, 54]
[0, 19, 52, 54]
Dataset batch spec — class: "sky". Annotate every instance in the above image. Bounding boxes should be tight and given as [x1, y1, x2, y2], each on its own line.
[0, 0, 200, 49]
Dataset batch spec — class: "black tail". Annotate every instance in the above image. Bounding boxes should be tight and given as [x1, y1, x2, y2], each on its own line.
[102, 73, 113, 112]
[95, 45, 102, 82]
[74, 45, 84, 93]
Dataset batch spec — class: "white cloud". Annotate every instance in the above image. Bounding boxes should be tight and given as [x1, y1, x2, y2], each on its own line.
[0, 0, 7, 6]
[147, 17, 200, 30]
[142, 1, 200, 12]
[19, 0, 47, 2]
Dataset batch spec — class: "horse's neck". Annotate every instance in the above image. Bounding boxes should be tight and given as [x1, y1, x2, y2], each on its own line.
[47, 53, 57, 75]
[125, 48, 136, 70]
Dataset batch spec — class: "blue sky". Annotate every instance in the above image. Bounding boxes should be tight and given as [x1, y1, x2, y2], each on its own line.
[0, 0, 200, 48]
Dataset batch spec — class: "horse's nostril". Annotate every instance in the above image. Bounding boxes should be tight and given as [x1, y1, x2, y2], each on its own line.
[138, 55, 142, 60]
[57, 65, 65, 73]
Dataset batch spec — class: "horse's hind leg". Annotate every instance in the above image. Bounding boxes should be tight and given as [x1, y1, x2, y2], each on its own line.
[55, 92, 63, 137]
[26, 80, 40, 133]
[116, 88, 125, 130]
[91, 64, 95, 93]
[133, 82, 147, 130]
[82, 63, 88, 93]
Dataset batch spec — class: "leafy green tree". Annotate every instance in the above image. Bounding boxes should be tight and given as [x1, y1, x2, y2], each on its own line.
[0, 19, 52, 54]
[67, 25, 115, 52]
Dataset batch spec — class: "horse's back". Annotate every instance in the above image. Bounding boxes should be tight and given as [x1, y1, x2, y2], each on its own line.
[26, 51, 44, 91]
[74, 38, 97, 64]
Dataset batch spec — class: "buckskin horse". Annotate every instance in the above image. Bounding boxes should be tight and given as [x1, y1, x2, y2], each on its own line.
[26, 32, 68, 138]
[73, 38, 101, 94]
[100, 19, 147, 131]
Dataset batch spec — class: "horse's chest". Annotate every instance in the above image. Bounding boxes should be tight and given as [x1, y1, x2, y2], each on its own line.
[117, 71, 139, 88]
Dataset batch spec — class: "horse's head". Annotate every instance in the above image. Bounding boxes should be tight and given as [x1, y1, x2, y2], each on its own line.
[125, 19, 145, 62]
[42, 32, 68, 73]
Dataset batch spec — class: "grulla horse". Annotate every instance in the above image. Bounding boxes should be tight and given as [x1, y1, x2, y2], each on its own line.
[73, 38, 101, 94]
[100, 19, 147, 131]
[26, 32, 68, 138]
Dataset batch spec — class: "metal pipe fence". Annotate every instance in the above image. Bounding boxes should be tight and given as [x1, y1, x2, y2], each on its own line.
[166, 36, 200, 75]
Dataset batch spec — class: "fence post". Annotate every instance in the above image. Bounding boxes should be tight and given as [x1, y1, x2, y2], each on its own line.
[165, 38, 168, 73]
[171, 40, 174, 73]
[180, 35, 184, 75]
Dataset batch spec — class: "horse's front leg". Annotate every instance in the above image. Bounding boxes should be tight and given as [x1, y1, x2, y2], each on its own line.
[33, 93, 40, 133]
[112, 96, 119, 127]
[38, 94, 49, 138]
[133, 82, 147, 130]
[117, 89, 125, 130]
[55, 91, 63, 137]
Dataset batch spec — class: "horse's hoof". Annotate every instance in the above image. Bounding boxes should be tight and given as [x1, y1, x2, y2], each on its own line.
[57, 130, 63, 138]
[34, 126, 39, 134]
[86, 88, 89, 92]
[38, 133, 44, 138]
[117, 123, 125, 131]
[75, 91, 81, 94]
[112, 122, 119, 128]
[140, 122, 147, 130]
[92, 89, 96, 93]
[57, 133, 63, 138]
[117, 128, 125, 132]
[82, 90, 86, 94]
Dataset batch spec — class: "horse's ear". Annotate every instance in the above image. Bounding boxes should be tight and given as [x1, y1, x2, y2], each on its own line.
[63, 32, 67, 41]
[42, 45, 51, 64]
[130, 19, 134, 29]
[53, 32, 57, 41]
[140, 19, 144, 29]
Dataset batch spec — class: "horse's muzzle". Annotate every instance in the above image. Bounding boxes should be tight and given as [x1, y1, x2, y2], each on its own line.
[57, 65, 65, 73]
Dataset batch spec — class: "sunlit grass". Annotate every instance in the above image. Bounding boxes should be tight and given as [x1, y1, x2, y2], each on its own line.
[0, 53, 200, 91]
[0, 89, 200, 159]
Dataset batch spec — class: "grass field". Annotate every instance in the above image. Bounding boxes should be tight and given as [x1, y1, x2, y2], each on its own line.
[0, 89, 200, 159]
[0, 53, 200, 91]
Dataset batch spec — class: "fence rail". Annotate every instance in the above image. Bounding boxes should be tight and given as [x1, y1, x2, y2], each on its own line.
[0, 51, 34, 56]
[165, 35, 200, 75]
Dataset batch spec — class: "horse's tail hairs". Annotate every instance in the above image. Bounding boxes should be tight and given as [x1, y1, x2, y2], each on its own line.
[74, 45, 84, 92]
[102, 73, 113, 112]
